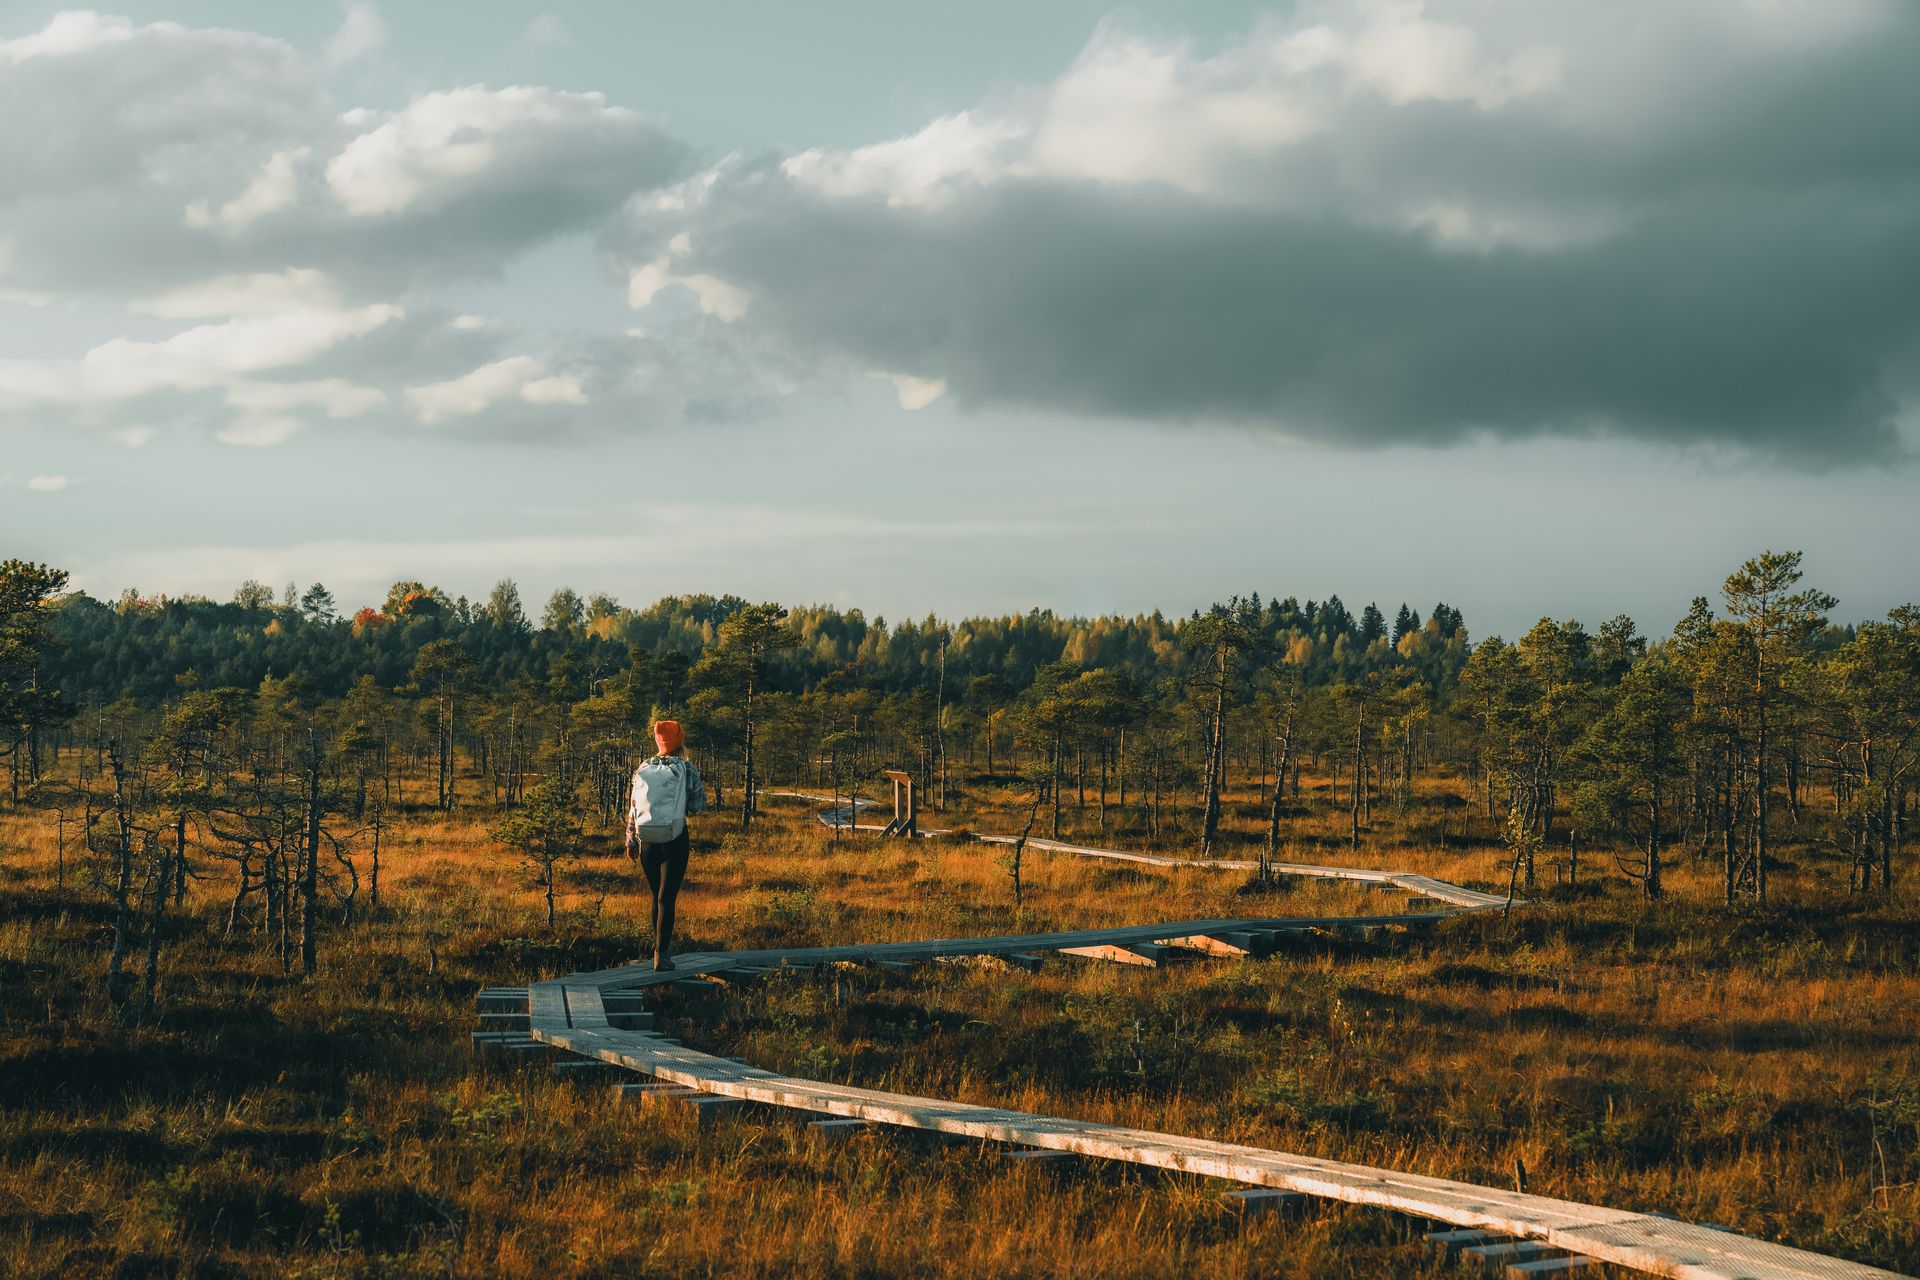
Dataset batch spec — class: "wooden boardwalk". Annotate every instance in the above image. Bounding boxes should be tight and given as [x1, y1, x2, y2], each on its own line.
[497, 810, 1909, 1280]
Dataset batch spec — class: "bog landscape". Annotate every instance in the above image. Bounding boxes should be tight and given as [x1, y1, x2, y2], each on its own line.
[0, 557, 1915, 1278]
[4, 3, 1919, 1278]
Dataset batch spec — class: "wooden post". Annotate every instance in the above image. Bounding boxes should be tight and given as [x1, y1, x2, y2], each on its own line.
[882, 769, 917, 838]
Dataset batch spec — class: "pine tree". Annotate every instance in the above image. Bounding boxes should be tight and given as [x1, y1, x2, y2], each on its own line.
[1184, 599, 1262, 856]
[1358, 603, 1387, 647]
[1392, 603, 1418, 647]
[1428, 602, 1464, 639]
[298, 583, 337, 624]
[491, 776, 582, 929]
[1575, 656, 1689, 900]
[694, 603, 794, 829]
[0, 559, 71, 797]
[1721, 550, 1835, 904]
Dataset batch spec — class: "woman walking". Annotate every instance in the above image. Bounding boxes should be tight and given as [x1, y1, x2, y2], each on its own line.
[625, 719, 708, 970]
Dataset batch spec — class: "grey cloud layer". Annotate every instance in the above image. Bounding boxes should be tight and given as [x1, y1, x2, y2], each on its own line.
[614, 1, 1920, 460]
[0, 12, 754, 444]
[672, 177, 1916, 458]
[5, 4, 1919, 459]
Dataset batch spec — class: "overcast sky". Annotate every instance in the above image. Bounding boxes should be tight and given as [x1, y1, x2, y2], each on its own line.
[2, 1, 1916, 639]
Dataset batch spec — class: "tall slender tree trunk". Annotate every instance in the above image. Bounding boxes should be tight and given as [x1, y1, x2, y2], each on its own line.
[1722, 751, 1737, 905]
[1264, 715, 1294, 878]
[1754, 682, 1769, 904]
[225, 853, 251, 937]
[1200, 647, 1228, 855]
[141, 834, 168, 1019]
[1098, 745, 1108, 833]
[301, 730, 321, 977]
[1645, 798, 1663, 901]
[369, 806, 383, 909]
[173, 813, 189, 907]
[105, 752, 135, 1013]
[1050, 730, 1062, 839]
[1350, 705, 1365, 851]
[740, 659, 758, 830]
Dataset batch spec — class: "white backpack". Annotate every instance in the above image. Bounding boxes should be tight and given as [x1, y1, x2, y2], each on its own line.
[629, 757, 689, 844]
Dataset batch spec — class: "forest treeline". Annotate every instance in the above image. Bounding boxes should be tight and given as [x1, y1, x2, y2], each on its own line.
[1, 551, 1916, 1002]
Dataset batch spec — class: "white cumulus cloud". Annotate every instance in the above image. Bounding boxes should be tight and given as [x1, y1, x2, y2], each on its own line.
[217, 416, 304, 448]
[131, 268, 343, 319]
[325, 2, 386, 67]
[627, 257, 749, 321]
[184, 148, 309, 233]
[405, 355, 589, 424]
[0, 305, 400, 407]
[326, 86, 650, 218]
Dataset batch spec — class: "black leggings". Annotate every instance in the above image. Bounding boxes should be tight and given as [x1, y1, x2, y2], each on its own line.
[639, 829, 690, 957]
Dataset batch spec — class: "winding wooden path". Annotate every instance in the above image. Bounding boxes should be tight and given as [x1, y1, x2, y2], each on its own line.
[480, 802, 1911, 1280]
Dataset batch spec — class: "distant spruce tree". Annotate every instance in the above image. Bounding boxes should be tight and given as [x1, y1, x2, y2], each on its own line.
[1392, 603, 1418, 647]
[1319, 595, 1353, 640]
[1359, 603, 1387, 647]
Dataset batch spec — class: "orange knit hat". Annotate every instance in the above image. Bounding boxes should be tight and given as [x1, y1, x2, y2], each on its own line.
[652, 719, 685, 756]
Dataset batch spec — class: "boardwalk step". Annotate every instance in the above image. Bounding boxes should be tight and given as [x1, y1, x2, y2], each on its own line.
[1003, 1148, 1072, 1164]
[617, 1082, 698, 1099]
[677, 1096, 747, 1129]
[1462, 1240, 1562, 1266]
[1057, 942, 1165, 967]
[475, 989, 530, 1014]
[471, 1031, 540, 1050]
[1426, 1229, 1512, 1257]
[1505, 1258, 1597, 1278]
[1158, 933, 1264, 958]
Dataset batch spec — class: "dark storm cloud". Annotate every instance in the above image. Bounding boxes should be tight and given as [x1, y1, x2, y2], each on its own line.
[684, 180, 1917, 460]
[612, 1, 1920, 461]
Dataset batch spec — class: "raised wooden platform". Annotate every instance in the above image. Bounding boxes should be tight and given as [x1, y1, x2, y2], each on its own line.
[496, 822, 1906, 1280]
